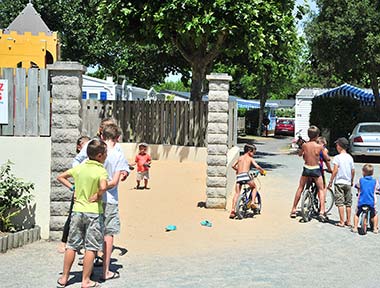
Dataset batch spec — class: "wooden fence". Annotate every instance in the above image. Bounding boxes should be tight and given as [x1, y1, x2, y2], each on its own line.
[81, 100, 209, 147]
[0, 68, 50, 136]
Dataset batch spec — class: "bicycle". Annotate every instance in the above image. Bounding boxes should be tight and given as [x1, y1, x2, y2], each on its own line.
[300, 177, 334, 222]
[357, 205, 373, 235]
[235, 169, 265, 220]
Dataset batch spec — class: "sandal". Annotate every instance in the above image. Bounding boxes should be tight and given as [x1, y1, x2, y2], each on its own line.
[318, 214, 328, 223]
[229, 211, 236, 219]
[351, 227, 358, 233]
[100, 271, 120, 282]
[57, 279, 66, 288]
[289, 212, 297, 219]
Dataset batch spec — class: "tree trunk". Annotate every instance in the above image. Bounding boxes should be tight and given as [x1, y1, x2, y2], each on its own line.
[370, 74, 380, 112]
[190, 62, 207, 101]
[256, 91, 269, 136]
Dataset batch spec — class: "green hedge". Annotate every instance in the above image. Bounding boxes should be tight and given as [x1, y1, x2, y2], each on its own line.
[310, 96, 380, 148]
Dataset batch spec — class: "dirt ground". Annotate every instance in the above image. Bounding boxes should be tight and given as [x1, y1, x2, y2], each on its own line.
[115, 158, 302, 257]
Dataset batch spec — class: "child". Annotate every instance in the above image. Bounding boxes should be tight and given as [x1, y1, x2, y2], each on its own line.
[290, 126, 330, 221]
[131, 143, 152, 189]
[352, 164, 378, 234]
[58, 135, 91, 253]
[230, 144, 265, 219]
[56, 139, 108, 288]
[328, 137, 355, 227]
[316, 136, 332, 191]
[100, 124, 127, 281]
[73, 118, 129, 181]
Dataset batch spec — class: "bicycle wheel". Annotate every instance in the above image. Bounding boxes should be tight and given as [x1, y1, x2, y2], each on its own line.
[300, 189, 313, 222]
[325, 188, 335, 214]
[253, 192, 262, 214]
[359, 211, 368, 235]
[235, 193, 249, 220]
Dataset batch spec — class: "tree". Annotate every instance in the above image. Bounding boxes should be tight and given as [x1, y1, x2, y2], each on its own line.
[98, 0, 299, 101]
[305, 0, 380, 110]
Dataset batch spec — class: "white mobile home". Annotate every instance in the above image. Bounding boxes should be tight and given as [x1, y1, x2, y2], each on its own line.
[295, 88, 327, 140]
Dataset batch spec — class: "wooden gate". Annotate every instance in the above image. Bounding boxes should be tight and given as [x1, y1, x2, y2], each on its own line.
[0, 68, 50, 136]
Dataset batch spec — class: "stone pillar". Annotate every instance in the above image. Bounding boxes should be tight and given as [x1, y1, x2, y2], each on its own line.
[205, 73, 232, 208]
[47, 61, 86, 240]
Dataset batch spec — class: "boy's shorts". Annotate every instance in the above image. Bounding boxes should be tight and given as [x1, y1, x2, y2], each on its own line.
[137, 170, 149, 181]
[302, 166, 321, 178]
[103, 203, 120, 236]
[236, 172, 252, 184]
[334, 184, 352, 206]
[356, 205, 376, 218]
[67, 212, 104, 251]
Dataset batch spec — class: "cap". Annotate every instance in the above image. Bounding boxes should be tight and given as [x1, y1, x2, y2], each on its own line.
[335, 137, 349, 149]
[138, 142, 148, 147]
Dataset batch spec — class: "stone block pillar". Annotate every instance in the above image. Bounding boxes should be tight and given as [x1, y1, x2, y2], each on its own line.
[47, 61, 86, 240]
[205, 73, 232, 208]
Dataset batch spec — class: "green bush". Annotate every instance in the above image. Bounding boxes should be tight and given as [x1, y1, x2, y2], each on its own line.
[238, 107, 248, 117]
[0, 160, 34, 232]
[275, 108, 295, 118]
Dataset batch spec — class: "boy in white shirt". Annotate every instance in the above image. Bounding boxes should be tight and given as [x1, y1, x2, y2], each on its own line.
[328, 137, 355, 227]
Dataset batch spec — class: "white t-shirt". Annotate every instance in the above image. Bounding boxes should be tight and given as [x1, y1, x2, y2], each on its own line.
[333, 152, 354, 185]
[103, 147, 125, 204]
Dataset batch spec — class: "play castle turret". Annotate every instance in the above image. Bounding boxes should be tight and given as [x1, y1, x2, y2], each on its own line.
[0, 2, 59, 69]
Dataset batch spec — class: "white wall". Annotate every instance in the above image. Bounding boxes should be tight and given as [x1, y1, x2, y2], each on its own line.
[0, 137, 51, 239]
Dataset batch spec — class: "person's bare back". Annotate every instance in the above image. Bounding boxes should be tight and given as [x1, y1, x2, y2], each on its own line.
[301, 141, 323, 167]
[235, 154, 255, 174]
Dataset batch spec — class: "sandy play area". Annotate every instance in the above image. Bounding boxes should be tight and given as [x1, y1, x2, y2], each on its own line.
[115, 158, 302, 257]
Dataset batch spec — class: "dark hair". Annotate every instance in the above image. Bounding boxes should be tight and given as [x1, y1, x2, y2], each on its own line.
[87, 139, 107, 160]
[308, 125, 320, 140]
[76, 136, 90, 153]
[102, 123, 121, 140]
[97, 118, 117, 137]
[244, 144, 256, 153]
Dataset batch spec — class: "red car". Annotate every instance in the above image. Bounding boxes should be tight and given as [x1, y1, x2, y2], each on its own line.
[275, 118, 295, 136]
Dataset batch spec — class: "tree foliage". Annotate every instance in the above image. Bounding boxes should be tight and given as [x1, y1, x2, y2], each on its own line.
[98, 0, 301, 101]
[305, 0, 380, 109]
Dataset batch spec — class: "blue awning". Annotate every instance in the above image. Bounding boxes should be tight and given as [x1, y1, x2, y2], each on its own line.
[317, 83, 375, 106]
[235, 98, 278, 109]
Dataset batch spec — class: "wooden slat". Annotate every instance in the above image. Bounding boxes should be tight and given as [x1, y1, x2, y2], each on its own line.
[14, 68, 26, 136]
[188, 101, 194, 146]
[175, 101, 181, 145]
[154, 101, 160, 144]
[39, 69, 50, 136]
[169, 102, 175, 144]
[26, 68, 38, 136]
[193, 101, 200, 147]
[184, 102, 189, 146]
[160, 101, 165, 144]
[2, 68, 14, 136]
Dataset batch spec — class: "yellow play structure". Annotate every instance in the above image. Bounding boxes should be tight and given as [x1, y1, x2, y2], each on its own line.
[0, 2, 59, 69]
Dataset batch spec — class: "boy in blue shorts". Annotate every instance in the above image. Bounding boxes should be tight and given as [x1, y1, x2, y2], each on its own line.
[57, 139, 108, 288]
[352, 164, 379, 234]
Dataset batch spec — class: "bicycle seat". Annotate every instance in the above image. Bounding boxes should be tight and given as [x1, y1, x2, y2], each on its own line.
[361, 205, 371, 211]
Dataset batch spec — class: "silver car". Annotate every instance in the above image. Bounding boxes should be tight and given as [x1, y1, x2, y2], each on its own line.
[349, 122, 380, 157]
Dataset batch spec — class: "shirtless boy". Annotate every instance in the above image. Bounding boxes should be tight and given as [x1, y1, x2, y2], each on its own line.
[230, 144, 265, 219]
[290, 126, 330, 221]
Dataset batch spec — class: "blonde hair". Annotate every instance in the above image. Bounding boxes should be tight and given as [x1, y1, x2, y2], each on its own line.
[362, 163, 374, 176]
[317, 136, 327, 146]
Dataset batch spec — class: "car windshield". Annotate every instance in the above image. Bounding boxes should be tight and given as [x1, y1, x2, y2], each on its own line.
[358, 124, 380, 133]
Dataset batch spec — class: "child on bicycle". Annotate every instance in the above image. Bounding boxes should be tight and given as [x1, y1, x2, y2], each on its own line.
[352, 164, 378, 234]
[290, 126, 330, 221]
[317, 136, 332, 187]
[229, 144, 266, 219]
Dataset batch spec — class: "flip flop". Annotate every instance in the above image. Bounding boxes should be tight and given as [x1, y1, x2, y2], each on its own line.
[335, 223, 345, 228]
[57, 279, 66, 288]
[200, 220, 212, 227]
[229, 211, 236, 219]
[100, 271, 120, 282]
[165, 225, 177, 232]
[81, 282, 101, 288]
[289, 212, 297, 219]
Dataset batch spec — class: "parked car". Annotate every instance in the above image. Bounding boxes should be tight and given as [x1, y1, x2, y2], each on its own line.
[275, 118, 295, 136]
[349, 122, 380, 157]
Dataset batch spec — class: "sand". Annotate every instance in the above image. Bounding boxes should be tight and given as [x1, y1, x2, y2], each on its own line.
[115, 159, 302, 257]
